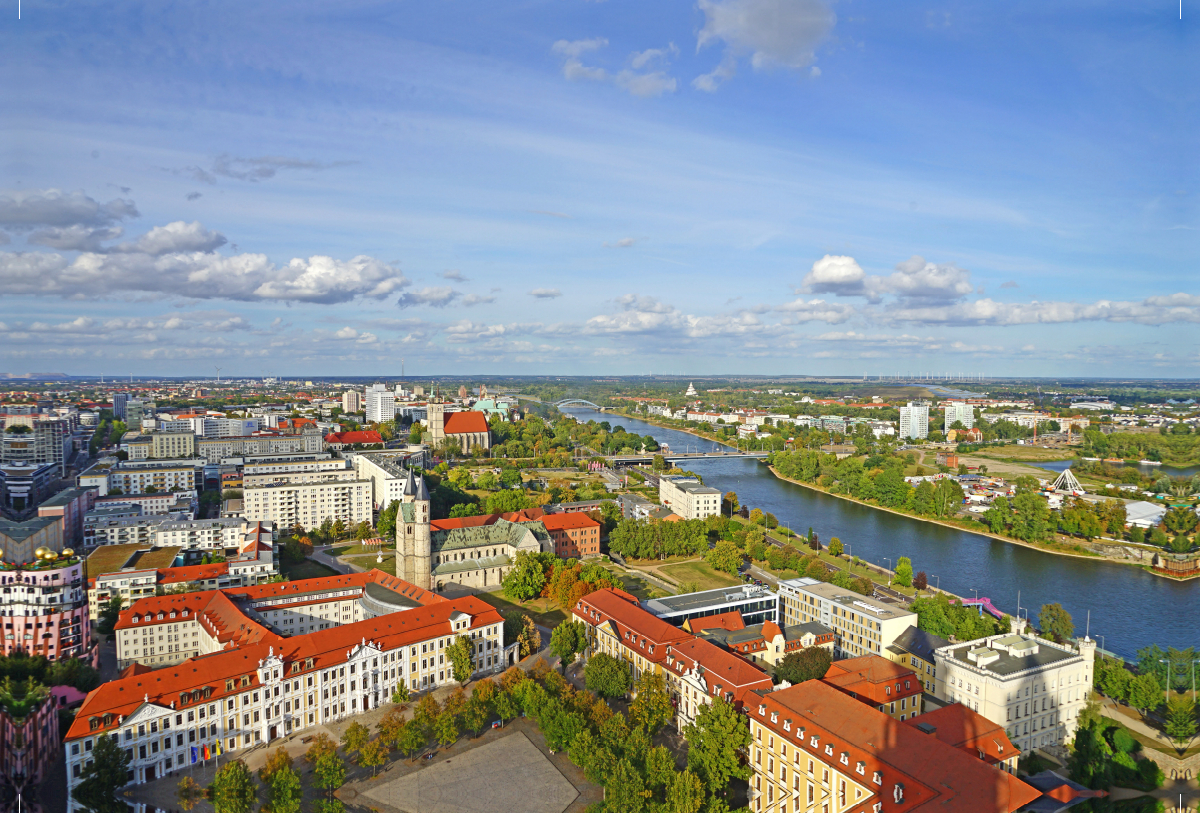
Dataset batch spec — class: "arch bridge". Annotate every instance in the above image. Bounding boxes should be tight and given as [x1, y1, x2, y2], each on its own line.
[554, 399, 603, 410]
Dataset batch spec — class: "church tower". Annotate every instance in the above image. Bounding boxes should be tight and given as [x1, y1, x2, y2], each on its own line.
[427, 400, 446, 443]
[413, 475, 432, 589]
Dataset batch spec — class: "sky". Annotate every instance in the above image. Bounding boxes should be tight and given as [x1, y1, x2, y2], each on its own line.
[0, 0, 1196, 378]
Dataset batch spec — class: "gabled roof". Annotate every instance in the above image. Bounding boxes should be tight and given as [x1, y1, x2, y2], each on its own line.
[906, 703, 1019, 766]
[822, 655, 922, 704]
[761, 681, 1041, 813]
[442, 411, 489, 435]
[539, 512, 601, 532]
[573, 588, 691, 660]
[684, 611, 745, 634]
[889, 626, 951, 664]
[324, 430, 383, 445]
[667, 636, 772, 706]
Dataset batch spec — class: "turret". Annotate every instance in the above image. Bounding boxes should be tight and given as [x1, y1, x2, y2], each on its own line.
[413, 476, 432, 589]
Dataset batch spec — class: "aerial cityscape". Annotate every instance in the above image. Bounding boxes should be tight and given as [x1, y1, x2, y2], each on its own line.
[2, 2, 1197, 813]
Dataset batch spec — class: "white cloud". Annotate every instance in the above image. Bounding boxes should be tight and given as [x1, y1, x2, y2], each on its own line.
[884, 255, 974, 302]
[396, 286, 459, 308]
[775, 297, 855, 324]
[529, 288, 562, 299]
[693, 56, 737, 92]
[696, 0, 835, 85]
[0, 189, 139, 228]
[460, 293, 497, 306]
[615, 70, 678, 97]
[114, 221, 227, 255]
[631, 44, 678, 69]
[1000, 280, 1020, 289]
[28, 225, 124, 252]
[0, 250, 407, 304]
[183, 154, 353, 184]
[440, 269, 468, 282]
[333, 326, 379, 344]
[605, 237, 638, 248]
[885, 294, 1200, 327]
[801, 254, 867, 296]
[552, 38, 609, 82]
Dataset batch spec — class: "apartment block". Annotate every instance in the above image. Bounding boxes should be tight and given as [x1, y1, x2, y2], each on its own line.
[658, 475, 723, 520]
[240, 478, 373, 530]
[942, 401, 976, 430]
[898, 402, 930, 440]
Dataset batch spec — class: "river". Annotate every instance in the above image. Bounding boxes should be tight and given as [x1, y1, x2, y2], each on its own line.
[563, 408, 1198, 659]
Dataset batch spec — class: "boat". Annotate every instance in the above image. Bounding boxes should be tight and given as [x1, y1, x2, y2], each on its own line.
[1103, 458, 1124, 464]
[1139, 460, 1162, 466]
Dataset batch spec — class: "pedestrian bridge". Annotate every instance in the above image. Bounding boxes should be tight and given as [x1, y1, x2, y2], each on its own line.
[554, 399, 603, 410]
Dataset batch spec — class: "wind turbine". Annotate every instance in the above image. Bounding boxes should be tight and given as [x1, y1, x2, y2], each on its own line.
[214, 365, 223, 384]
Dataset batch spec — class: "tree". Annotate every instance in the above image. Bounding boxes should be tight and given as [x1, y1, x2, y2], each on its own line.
[340, 721, 370, 761]
[446, 634, 475, 685]
[259, 746, 293, 785]
[683, 696, 751, 796]
[1128, 673, 1164, 714]
[462, 696, 489, 738]
[550, 620, 588, 671]
[606, 758, 648, 813]
[748, 508, 764, 525]
[435, 708, 460, 749]
[95, 596, 125, 637]
[913, 571, 928, 591]
[1165, 694, 1197, 745]
[304, 732, 337, 765]
[828, 537, 843, 557]
[74, 734, 131, 813]
[705, 539, 743, 576]
[629, 672, 673, 735]
[775, 646, 832, 685]
[313, 751, 346, 802]
[207, 760, 257, 813]
[502, 550, 548, 602]
[494, 688, 520, 728]
[391, 682, 410, 705]
[665, 769, 705, 813]
[1038, 603, 1074, 642]
[397, 719, 426, 762]
[894, 556, 913, 587]
[722, 491, 739, 515]
[358, 739, 387, 778]
[585, 652, 631, 698]
[266, 765, 302, 813]
[413, 692, 442, 738]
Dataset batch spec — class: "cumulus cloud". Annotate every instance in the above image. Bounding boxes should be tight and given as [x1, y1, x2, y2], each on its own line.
[441, 269, 468, 282]
[615, 69, 678, 97]
[884, 255, 974, 302]
[0, 250, 407, 304]
[113, 221, 228, 255]
[775, 297, 855, 324]
[530, 288, 563, 299]
[584, 294, 792, 339]
[552, 38, 609, 81]
[0, 189, 139, 229]
[693, 55, 737, 92]
[800, 255, 867, 297]
[28, 225, 124, 252]
[461, 293, 497, 306]
[885, 295, 1200, 327]
[696, 0, 835, 87]
[396, 286, 459, 308]
[183, 155, 353, 185]
[333, 326, 379, 344]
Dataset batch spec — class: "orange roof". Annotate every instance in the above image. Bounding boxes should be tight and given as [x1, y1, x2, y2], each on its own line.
[684, 611, 745, 633]
[68, 592, 500, 742]
[442, 411, 489, 435]
[573, 588, 690, 663]
[540, 512, 601, 531]
[822, 655, 922, 705]
[157, 562, 228, 584]
[430, 508, 548, 532]
[666, 636, 772, 707]
[118, 663, 154, 679]
[906, 704, 1020, 766]
[760, 620, 782, 639]
[324, 430, 383, 445]
[760, 681, 1041, 813]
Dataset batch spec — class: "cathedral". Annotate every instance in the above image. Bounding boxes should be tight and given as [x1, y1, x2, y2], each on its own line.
[394, 469, 546, 591]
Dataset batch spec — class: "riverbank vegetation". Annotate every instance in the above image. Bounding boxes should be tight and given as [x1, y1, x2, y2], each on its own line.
[1083, 428, 1200, 468]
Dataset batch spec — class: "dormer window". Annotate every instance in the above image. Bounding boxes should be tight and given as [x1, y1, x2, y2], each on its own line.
[873, 771, 882, 785]
[758, 705, 766, 716]
[783, 719, 791, 731]
[856, 761, 866, 775]
[770, 712, 778, 723]
[824, 745, 833, 756]
[893, 783, 905, 803]
[810, 736, 819, 747]
[840, 752, 849, 765]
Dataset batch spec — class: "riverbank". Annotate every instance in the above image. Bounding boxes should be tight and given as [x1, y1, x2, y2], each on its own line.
[610, 408, 740, 451]
[764, 465, 1194, 581]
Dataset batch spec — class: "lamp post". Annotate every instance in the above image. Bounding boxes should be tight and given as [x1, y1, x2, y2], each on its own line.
[931, 574, 940, 591]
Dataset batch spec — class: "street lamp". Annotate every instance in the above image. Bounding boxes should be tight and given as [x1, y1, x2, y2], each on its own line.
[931, 574, 940, 591]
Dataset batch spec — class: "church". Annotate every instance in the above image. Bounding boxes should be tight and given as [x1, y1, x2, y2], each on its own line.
[394, 469, 548, 590]
[427, 401, 491, 454]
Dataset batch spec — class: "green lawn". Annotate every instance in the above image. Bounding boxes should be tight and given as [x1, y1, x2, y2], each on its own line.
[659, 560, 741, 592]
[475, 591, 568, 628]
[599, 563, 669, 600]
[327, 542, 388, 557]
[344, 555, 396, 576]
[281, 558, 341, 581]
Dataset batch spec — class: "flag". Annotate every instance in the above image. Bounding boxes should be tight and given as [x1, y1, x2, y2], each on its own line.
[213, 740, 222, 756]
[190, 746, 198, 764]
[203, 744, 211, 760]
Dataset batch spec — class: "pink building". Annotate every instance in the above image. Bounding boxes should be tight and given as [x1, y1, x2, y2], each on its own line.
[0, 558, 91, 662]
[0, 684, 60, 792]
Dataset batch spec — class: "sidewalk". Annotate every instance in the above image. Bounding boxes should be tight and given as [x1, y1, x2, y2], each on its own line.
[1099, 696, 1198, 751]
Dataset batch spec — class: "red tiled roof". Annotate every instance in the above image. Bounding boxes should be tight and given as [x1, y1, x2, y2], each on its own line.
[118, 663, 154, 679]
[823, 655, 922, 706]
[324, 430, 383, 445]
[573, 588, 690, 662]
[761, 620, 782, 640]
[68, 590, 499, 742]
[540, 512, 601, 532]
[442, 411, 489, 435]
[906, 703, 1020, 766]
[156, 563, 228, 584]
[667, 636, 772, 707]
[685, 611, 745, 633]
[760, 681, 1041, 813]
[430, 508, 548, 532]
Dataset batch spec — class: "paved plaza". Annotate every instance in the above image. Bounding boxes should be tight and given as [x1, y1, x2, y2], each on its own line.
[358, 731, 580, 813]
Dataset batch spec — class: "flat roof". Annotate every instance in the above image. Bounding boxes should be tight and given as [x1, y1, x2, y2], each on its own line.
[86, 544, 182, 579]
[780, 578, 912, 621]
[942, 636, 1080, 677]
[644, 584, 775, 615]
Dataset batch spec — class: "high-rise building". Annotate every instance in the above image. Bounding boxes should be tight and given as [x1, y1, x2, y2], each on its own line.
[899, 401, 930, 440]
[342, 389, 363, 414]
[365, 384, 395, 424]
[943, 401, 976, 430]
[111, 392, 129, 419]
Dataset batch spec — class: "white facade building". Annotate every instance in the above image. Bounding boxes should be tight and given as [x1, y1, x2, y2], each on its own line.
[899, 402, 930, 440]
[342, 390, 363, 414]
[240, 477, 373, 530]
[943, 401, 976, 430]
[657, 476, 723, 520]
[365, 384, 395, 424]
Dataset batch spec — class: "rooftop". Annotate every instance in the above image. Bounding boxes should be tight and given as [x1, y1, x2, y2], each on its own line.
[939, 635, 1082, 678]
[86, 545, 182, 580]
[643, 583, 775, 616]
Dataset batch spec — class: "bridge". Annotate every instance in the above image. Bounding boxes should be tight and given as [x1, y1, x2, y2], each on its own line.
[554, 399, 603, 410]
[606, 450, 770, 465]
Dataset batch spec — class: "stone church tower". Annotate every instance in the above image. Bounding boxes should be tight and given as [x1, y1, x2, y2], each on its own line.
[395, 469, 432, 588]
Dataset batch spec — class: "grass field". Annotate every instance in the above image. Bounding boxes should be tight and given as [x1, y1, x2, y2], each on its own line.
[599, 563, 669, 600]
[970, 445, 1076, 462]
[344, 555, 396, 576]
[280, 559, 341, 581]
[474, 592, 568, 628]
[659, 560, 741, 592]
[327, 542, 388, 557]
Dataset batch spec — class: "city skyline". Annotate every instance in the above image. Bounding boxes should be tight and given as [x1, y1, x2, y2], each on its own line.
[2, 0, 1196, 377]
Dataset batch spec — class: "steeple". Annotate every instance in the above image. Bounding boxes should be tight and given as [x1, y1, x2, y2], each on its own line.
[415, 475, 430, 502]
[401, 468, 416, 497]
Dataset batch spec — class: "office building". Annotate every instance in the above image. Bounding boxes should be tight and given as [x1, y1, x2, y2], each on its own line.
[365, 383, 395, 424]
[933, 623, 1096, 754]
[899, 402, 930, 440]
[643, 583, 778, 627]
[658, 475, 723, 520]
[777, 578, 917, 659]
[0, 415, 72, 476]
[342, 390, 363, 414]
[37, 487, 98, 548]
[111, 393, 129, 419]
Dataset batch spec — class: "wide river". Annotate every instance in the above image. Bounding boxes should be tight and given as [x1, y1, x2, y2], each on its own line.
[563, 408, 1198, 659]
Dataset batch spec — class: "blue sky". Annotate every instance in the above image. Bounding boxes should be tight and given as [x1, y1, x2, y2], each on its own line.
[1, 0, 1195, 377]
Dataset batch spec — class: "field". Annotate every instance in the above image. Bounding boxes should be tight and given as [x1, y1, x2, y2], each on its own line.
[969, 445, 1076, 462]
[658, 560, 741, 592]
[326, 542, 388, 557]
[280, 558, 340, 581]
[344, 554, 396, 576]
[599, 562, 669, 599]
[475, 591, 569, 628]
